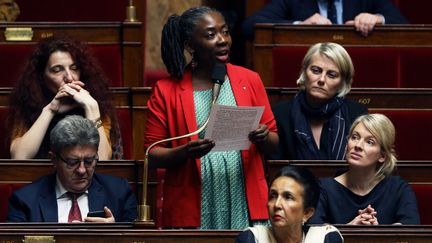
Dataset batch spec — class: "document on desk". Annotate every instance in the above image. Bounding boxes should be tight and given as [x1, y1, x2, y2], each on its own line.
[204, 105, 264, 151]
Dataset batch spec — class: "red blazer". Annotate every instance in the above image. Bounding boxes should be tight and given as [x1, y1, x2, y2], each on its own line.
[144, 64, 277, 227]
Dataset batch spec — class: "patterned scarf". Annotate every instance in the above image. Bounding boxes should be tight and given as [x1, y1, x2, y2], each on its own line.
[291, 91, 350, 160]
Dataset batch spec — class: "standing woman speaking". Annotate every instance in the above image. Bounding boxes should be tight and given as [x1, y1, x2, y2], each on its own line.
[144, 6, 278, 229]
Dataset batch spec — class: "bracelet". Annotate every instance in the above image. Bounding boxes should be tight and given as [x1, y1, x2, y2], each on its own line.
[92, 117, 103, 129]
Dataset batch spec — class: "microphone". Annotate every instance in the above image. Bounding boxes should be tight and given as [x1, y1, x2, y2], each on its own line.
[135, 63, 227, 225]
[211, 63, 226, 103]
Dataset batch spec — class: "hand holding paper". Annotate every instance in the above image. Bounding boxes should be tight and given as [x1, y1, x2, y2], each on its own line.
[204, 104, 264, 151]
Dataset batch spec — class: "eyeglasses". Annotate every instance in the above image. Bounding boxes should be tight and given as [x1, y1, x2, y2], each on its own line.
[57, 154, 98, 169]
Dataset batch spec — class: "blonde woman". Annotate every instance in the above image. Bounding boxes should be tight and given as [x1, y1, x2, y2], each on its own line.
[310, 114, 420, 224]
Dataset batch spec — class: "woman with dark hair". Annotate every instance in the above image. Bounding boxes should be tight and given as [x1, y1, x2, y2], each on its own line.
[236, 165, 343, 243]
[144, 6, 278, 229]
[310, 114, 420, 225]
[8, 36, 122, 160]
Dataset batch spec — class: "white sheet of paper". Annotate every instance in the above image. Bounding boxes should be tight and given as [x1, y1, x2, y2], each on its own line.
[204, 105, 264, 151]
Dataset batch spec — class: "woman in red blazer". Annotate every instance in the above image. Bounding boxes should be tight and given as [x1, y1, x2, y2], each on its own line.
[144, 6, 278, 229]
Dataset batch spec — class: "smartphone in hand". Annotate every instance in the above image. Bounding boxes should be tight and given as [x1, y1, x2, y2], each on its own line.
[87, 210, 105, 218]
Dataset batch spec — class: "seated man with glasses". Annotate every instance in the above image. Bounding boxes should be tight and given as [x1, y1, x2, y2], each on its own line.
[7, 115, 137, 222]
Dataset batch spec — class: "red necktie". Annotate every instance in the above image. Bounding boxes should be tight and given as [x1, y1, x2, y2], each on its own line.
[68, 192, 82, 222]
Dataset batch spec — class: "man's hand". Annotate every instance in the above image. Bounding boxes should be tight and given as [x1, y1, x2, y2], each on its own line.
[301, 13, 332, 25]
[84, 206, 115, 223]
[345, 13, 384, 37]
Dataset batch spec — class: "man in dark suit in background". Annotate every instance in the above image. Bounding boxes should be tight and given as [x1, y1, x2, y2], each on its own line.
[242, 0, 408, 39]
[7, 115, 137, 222]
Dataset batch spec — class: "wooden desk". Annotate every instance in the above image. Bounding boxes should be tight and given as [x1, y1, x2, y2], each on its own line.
[0, 22, 143, 87]
[254, 24, 432, 86]
[0, 224, 431, 242]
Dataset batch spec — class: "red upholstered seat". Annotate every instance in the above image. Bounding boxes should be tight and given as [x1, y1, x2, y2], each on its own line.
[0, 184, 24, 222]
[347, 47, 399, 88]
[15, 0, 127, 21]
[411, 184, 432, 225]
[371, 110, 432, 160]
[0, 44, 122, 87]
[272, 47, 306, 87]
[0, 185, 12, 222]
[399, 48, 432, 88]
[0, 45, 34, 87]
[0, 108, 10, 159]
[116, 108, 133, 160]
[92, 45, 123, 87]
[271, 47, 400, 88]
[398, 0, 432, 24]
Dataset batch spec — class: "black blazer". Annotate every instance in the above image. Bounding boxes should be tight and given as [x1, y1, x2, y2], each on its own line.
[242, 0, 409, 39]
[268, 98, 368, 160]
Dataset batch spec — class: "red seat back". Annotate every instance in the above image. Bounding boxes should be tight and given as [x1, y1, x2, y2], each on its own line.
[411, 184, 432, 225]
[271, 47, 400, 88]
[0, 44, 122, 87]
[116, 108, 133, 160]
[398, 0, 432, 24]
[371, 110, 432, 160]
[399, 48, 432, 88]
[15, 0, 127, 21]
[347, 48, 399, 88]
[0, 45, 34, 87]
[0, 108, 10, 159]
[0, 184, 24, 222]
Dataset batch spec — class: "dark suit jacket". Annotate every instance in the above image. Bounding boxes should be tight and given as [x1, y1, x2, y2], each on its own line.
[269, 98, 368, 160]
[242, 0, 409, 39]
[7, 173, 137, 222]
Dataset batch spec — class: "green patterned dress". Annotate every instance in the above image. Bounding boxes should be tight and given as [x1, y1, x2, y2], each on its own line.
[193, 78, 250, 229]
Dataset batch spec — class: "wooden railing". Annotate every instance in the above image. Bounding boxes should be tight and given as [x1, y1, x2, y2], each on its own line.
[0, 224, 431, 242]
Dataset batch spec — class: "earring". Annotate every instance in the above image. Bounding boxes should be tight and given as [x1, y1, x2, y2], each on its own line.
[190, 52, 197, 70]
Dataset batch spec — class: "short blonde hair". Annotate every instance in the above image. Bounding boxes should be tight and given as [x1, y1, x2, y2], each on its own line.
[297, 42, 354, 97]
[349, 113, 397, 178]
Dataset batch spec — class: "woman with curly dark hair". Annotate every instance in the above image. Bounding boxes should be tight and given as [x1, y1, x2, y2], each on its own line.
[7, 36, 122, 160]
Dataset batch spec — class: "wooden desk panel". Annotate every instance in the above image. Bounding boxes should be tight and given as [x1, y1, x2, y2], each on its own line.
[255, 24, 432, 47]
[0, 225, 431, 242]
